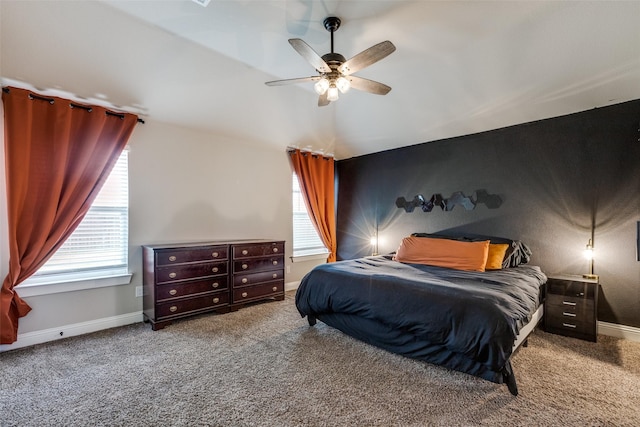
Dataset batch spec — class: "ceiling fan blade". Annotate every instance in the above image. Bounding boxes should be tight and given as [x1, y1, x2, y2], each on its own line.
[348, 76, 392, 95]
[318, 91, 330, 107]
[265, 76, 321, 86]
[289, 39, 332, 73]
[338, 41, 396, 75]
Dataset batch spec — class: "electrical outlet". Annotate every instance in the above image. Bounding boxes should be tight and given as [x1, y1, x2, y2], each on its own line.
[135, 286, 143, 297]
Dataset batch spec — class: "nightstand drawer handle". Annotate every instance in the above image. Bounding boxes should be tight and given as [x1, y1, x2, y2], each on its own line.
[242, 278, 248, 284]
[272, 287, 278, 292]
[242, 263, 248, 270]
[169, 272, 177, 279]
[241, 292, 248, 298]
[212, 267, 219, 273]
[272, 273, 278, 279]
[562, 301, 576, 306]
[212, 282, 219, 289]
[212, 252, 219, 258]
[169, 289, 178, 296]
[169, 306, 178, 313]
[168, 255, 177, 262]
[562, 323, 577, 328]
[562, 312, 576, 317]
[242, 250, 248, 255]
[213, 297, 220, 304]
[273, 247, 279, 253]
[272, 260, 278, 265]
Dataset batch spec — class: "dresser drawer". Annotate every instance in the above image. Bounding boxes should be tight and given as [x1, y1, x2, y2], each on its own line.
[155, 245, 228, 266]
[156, 277, 229, 301]
[156, 293, 230, 319]
[233, 242, 284, 259]
[233, 281, 284, 303]
[233, 269, 284, 287]
[233, 256, 284, 273]
[156, 261, 228, 283]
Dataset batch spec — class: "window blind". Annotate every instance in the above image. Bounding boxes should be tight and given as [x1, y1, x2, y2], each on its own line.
[35, 150, 129, 277]
[292, 174, 328, 257]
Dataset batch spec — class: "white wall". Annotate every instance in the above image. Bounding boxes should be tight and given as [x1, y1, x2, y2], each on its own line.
[0, 118, 323, 348]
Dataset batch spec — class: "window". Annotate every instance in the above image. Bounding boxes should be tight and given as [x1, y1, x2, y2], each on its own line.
[23, 149, 130, 286]
[292, 174, 328, 258]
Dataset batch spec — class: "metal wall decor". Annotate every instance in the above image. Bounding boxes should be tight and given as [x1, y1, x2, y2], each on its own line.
[395, 190, 502, 213]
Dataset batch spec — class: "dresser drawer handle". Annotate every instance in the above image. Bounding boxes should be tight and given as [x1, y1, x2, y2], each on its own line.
[212, 282, 219, 289]
[213, 297, 220, 304]
[272, 260, 278, 265]
[272, 247, 278, 253]
[169, 272, 177, 279]
[272, 286, 278, 292]
[272, 273, 278, 279]
[212, 251, 219, 258]
[242, 250, 248, 255]
[242, 278, 248, 284]
[562, 301, 576, 306]
[169, 306, 178, 313]
[212, 267, 219, 273]
[562, 312, 576, 317]
[562, 323, 577, 328]
[242, 264, 248, 270]
[169, 289, 178, 296]
[168, 255, 177, 262]
[241, 292, 248, 298]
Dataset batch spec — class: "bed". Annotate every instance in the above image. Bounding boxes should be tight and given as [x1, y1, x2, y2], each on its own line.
[295, 234, 547, 396]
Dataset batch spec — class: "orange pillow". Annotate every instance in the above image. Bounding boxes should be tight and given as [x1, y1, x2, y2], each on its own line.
[395, 236, 490, 272]
[485, 243, 510, 270]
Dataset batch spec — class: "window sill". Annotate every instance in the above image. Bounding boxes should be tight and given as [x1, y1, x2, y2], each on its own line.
[15, 273, 133, 297]
[291, 252, 329, 263]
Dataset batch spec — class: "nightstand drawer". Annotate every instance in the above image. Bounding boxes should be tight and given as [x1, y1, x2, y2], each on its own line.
[547, 279, 595, 299]
[545, 294, 593, 311]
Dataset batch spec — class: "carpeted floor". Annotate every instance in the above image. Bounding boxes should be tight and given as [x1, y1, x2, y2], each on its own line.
[1, 291, 639, 426]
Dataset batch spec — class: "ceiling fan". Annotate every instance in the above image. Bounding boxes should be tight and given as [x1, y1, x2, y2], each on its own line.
[265, 16, 396, 106]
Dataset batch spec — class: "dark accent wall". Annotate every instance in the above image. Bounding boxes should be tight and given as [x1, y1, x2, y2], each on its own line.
[336, 100, 640, 328]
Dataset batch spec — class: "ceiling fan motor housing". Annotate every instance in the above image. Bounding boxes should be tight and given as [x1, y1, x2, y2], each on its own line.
[323, 17, 341, 33]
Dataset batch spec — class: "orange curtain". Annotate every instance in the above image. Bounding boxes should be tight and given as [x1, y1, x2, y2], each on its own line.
[1, 87, 139, 344]
[288, 149, 337, 262]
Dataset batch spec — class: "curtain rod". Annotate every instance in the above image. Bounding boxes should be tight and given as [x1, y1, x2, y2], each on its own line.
[287, 147, 334, 159]
[2, 86, 145, 124]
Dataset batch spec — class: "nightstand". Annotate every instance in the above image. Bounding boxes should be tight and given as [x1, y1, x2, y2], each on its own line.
[544, 275, 599, 342]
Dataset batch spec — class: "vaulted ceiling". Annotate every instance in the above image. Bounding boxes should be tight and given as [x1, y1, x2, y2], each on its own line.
[2, 1, 639, 159]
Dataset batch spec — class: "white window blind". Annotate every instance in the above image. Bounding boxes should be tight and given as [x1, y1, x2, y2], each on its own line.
[33, 149, 129, 280]
[292, 174, 328, 257]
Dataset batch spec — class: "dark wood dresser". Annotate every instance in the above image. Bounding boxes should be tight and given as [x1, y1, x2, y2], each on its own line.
[143, 240, 285, 330]
[544, 275, 599, 342]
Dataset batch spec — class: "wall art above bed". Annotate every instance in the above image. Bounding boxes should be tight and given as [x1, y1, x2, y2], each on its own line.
[395, 189, 502, 213]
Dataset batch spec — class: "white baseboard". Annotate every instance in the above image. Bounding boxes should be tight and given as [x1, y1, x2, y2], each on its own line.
[0, 311, 143, 352]
[285, 281, 300, 292]
[598, 321, 640, 342]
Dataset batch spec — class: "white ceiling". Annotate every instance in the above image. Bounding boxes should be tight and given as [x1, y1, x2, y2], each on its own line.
[2, 0, 639, 159]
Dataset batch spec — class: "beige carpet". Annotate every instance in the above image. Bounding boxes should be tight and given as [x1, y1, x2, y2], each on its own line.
[1, 292, 639, 426]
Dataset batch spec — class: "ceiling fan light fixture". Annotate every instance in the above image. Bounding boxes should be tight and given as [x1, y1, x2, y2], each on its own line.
[314, 78, 330, 95]
[327, 85, 339, 102]
[336, 76, 351, 93]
